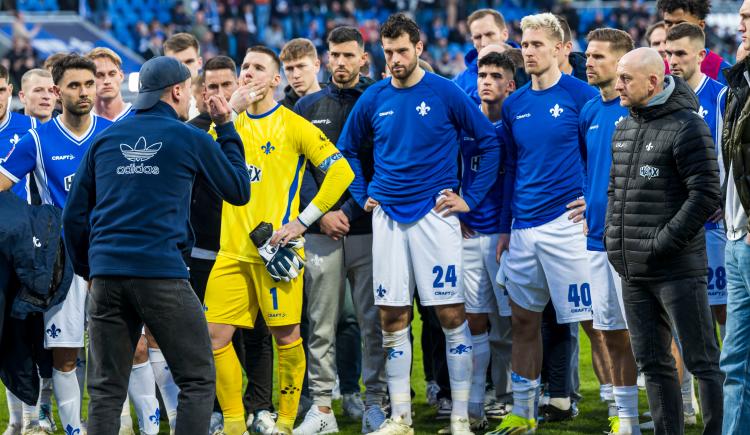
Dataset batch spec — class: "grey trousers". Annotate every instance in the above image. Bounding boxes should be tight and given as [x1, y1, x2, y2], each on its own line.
[87, 278, 214, 435]
[304, 233, 386, 407]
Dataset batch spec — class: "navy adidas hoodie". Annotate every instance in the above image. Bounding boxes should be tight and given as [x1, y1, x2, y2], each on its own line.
[63, 102, 250, 280]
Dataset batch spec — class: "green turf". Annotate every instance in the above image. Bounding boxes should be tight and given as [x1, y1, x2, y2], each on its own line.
[0, 313, 704, 434]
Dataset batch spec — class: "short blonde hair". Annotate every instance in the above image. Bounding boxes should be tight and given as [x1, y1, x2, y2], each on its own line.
[520, 13, 564, 42]
[86, 47, 122, 70]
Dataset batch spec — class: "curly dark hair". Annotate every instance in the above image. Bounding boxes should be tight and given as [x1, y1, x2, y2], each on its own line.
[380, 13, 421, 44]
[51, 54, 97, 85]
[656, 0, 711, 20]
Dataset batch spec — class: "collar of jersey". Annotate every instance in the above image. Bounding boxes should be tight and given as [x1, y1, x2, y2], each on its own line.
[246, 102, 281, 119]
[0, 111, 11, 132]
[53, 115, 96, 144]
[693, 74, 708, 94]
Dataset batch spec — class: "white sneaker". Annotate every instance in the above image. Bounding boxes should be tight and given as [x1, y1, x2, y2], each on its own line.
[449, 417, 474, 435]
[343, 393, 365, 420]
[369, 417, 413, 435]
[639, 420, 654, 431]
[21, 425, 48, 435]
[637, 373, 646, 390]
[209, 412, 224, 434]
[37, 405, 55, 434]
[361, 406, 386, 434]
[3, 424, 21, 435]
[252, 411, 277, 434]
[292, 407, 339, 435]
[437, 416, 486, 434]
[426, 382, 440, 407]
[436, 398, 452, 419]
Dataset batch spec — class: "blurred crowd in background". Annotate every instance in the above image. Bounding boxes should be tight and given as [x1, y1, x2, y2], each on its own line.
[1, 0, 743, 87]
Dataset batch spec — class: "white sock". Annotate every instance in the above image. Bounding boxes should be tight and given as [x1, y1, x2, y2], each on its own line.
[443, 321, 473, 420]
[469, 332, 490, 419]
[23, 402, 38, 426]
[719, 323, 726, 342]
[600, 383, 614, 402]
[52, 368, 82, 434]
[549, 397, 570, 410]
[121, 394, 134, 429]
[129, 362, 160, 435]
[614, 385, 639, 433]
[383, 327, 412, 425]
[511, 372, 540, 421]
[76, 348, 86, 401]
[38, 377, 53, 408]
[149, 348, 179, 427]
[6, 389, 22, 425]
[681, 372, 696, 413]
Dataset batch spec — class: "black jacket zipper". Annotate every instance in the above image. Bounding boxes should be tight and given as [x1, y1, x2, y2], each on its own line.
[620, 122, 642, 281]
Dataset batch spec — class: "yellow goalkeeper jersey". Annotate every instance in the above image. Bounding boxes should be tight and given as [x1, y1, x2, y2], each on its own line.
[215, 103, 346, 264]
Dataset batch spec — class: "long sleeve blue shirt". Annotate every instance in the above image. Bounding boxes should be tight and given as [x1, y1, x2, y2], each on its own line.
[337, 72, 500, 224]
[62, 102, 250, 280]
[459, 118, 512, 234]
[579, 95, 628, 251]
[502, 74, 597, 229]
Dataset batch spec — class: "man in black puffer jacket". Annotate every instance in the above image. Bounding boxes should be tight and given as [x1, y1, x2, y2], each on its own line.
[606, 47, 724, 435]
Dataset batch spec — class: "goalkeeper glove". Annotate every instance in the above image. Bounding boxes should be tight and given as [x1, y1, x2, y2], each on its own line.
[250, 222, 305, 282]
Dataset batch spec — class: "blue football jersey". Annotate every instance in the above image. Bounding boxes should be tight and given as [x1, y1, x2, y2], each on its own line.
[694, 75, 727, 149]
[96, 102, 134, 123]
[0, 115, 111, 208]
[0, 112, 36, 201]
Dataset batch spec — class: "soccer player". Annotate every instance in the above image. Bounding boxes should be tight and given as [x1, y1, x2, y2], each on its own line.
[338, 13, 500, 435]
[452, 51, 515, 432]
[88, 47, 133, 121]
[665, 21, 728, 426]
[164, 33, 203, 118]
[279, 38, 322, 109]
[18, 68, 55, 124]
[488, 14, 597, 434]
[198, 55, 278, 434]
[292, 26, 381, 434]
[454, 9, 511, 103]
[0, 54, 112, 435]
[204, 46, 354, 435]
[579, 28, 641, 435]
[656, 0, 732, 83]
[0, 65, 36, 202]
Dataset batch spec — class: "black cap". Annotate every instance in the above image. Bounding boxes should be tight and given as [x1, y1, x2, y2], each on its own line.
[132, 56, 191, 110]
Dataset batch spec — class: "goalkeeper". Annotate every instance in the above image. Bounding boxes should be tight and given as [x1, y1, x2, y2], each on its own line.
[204, 46, 354, 435]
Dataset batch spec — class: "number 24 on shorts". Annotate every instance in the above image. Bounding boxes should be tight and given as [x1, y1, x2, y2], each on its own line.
[433, 265, 457, 288]
[568, 283, 592, 308]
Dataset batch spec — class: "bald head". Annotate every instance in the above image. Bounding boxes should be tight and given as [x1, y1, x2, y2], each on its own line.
[623, 47, 666, 79]
[478, 43, 510, 60]
[615, 47, 666, 108]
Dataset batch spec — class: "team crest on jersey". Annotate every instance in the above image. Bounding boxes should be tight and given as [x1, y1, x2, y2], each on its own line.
[416, 101, 431, 117]
[550, 104, 564, 118]
[698, 106, 708, 119]
[1, 134, 20, 163]
[261, 141, 275, 155]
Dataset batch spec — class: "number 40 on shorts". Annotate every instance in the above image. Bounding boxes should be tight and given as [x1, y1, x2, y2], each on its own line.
[568, 283, 592, 308]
